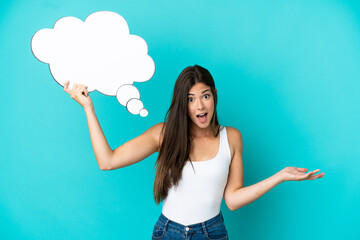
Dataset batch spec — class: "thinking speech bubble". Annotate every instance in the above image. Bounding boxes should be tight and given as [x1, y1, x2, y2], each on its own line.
[31, 11, 155, 117]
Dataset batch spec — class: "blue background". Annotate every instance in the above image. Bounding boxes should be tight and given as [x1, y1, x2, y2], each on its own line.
[1, 0, 359, 239]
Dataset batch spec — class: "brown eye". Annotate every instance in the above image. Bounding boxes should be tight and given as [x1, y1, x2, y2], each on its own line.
[188, 97, 194, 102]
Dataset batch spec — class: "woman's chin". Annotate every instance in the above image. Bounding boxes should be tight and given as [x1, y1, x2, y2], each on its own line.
[192, 120, 210, 128]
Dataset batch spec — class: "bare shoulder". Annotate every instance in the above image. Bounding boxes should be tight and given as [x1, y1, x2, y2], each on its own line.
[225, 126, 242, 140]
[224, 126, 243, 158]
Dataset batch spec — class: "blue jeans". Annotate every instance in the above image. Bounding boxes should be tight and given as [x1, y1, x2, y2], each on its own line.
[152, 211, 229, 240]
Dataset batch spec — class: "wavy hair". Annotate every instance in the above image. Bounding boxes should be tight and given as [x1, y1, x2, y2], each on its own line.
[153, 64, 220, 205]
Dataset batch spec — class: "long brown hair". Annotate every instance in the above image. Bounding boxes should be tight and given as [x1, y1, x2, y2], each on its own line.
[153, 65, 220, 205]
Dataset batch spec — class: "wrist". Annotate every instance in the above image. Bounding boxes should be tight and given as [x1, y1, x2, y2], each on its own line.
[84, 104, 94, 113]
[273, 172, 285, 184]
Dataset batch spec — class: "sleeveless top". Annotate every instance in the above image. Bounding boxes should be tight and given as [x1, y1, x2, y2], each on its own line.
[161, 126, 232, 226]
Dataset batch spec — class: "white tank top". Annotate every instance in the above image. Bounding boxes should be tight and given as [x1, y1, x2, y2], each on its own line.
[161, 126, 232, 226]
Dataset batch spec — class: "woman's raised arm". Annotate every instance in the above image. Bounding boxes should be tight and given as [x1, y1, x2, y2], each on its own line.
[109, 122, 163, 170]
[64, 80, 163, 171]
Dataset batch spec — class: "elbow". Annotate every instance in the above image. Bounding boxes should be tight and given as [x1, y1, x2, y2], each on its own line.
[228, 203, 240, 211]
[225, 195, 240, 211]
[99, 163, 112, 171]
[228, 204, 236, 211]
[224, 192, 236, 211]
[100, 166, 112, 171]
[225, 199, 236, 211]
[98, 156, 113, 171]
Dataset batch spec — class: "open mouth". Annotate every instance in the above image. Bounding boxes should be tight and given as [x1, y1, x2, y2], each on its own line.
[196, 113, 208, 123]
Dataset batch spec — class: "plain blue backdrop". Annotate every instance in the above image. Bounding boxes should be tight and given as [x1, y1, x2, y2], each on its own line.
[1, 0, 359, 239]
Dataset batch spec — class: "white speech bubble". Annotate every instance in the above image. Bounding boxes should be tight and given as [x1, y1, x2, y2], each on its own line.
[127, 98, 147, 116]
[116, 84, 140, 106]
[31, 11, 155, 117]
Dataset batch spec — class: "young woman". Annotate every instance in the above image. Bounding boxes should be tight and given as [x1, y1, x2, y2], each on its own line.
[64, 65, 325, 240]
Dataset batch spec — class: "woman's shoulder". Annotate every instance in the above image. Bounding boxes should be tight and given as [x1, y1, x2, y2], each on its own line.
[221, 126, 243, 158]
[222, 125, 242, 136]
[151, 122, 165, 129]
[222, 125, 243, 146]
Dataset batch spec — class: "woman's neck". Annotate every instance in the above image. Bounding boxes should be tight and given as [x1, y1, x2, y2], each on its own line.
[190, 124, 214, 138]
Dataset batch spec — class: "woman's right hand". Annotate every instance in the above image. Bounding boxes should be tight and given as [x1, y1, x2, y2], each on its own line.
[64, 80, 93, 110]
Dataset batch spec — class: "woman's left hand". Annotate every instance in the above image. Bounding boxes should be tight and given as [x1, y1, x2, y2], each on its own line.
[276, 167, 325, 182]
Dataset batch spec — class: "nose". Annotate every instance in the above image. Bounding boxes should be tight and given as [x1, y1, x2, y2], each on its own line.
[197, 99, 205, 110]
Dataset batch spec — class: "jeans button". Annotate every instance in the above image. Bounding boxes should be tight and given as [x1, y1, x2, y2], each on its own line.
[185, 227, 189, 231]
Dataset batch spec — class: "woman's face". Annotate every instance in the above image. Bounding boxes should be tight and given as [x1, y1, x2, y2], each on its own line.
[187, 82, 216, 129]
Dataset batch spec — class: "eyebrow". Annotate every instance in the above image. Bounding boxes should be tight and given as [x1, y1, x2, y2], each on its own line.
[187, 89, 210, 96]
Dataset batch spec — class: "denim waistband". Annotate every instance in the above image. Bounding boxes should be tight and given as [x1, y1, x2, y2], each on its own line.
[157, 211, 224, 233]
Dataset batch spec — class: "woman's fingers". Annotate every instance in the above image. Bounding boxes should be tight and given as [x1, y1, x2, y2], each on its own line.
[309, 173, 323, 180]
[72, 84, 82, 99]
[71, 84, 78, 99]
[305, 169, 323, 180]
[296, 167, 308, 172]
[64, 81, 88, 96]
[63, 81, 92, 109]
[305, 171, 315, 178]
[82, 86, 87, 95]
[78, 85, 87, 95]
[84, 87, 89, 96]
[308, 169, 321, 176]
[281, 167, 325, 181]
[64, 80, 71, 94]
[312, 170, 325, 179]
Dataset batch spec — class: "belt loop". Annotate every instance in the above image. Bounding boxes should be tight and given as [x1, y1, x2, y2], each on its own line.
[164, 219, 169, 231]
[202, 222, 208, 235]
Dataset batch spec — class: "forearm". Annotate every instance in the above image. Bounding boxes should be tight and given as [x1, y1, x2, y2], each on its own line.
[84, 105, 113, 170]
[229, 174, 283, 211]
